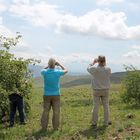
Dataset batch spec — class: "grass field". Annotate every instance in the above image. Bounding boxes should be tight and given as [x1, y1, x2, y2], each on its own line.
[0, 84, 140, 140]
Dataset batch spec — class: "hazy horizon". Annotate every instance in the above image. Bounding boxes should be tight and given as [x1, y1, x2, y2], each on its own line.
[30, 64, 127, 78]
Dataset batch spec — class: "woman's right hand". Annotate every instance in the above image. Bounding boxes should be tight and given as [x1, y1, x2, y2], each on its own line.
[93, 58, 98, 64]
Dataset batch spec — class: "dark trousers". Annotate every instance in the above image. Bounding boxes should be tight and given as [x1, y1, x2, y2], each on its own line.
[9, 94, 25, 125]
[41, 95, 60, 130]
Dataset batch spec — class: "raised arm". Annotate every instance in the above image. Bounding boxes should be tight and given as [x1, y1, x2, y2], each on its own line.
[56, 62, 68, 74]
[87, 58, 98, 74]
[44, 66, 48, 69]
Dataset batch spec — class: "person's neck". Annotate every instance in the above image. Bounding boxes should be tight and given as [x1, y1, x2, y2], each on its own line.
[98, 64, 105, 67]
[49, 67, 55, 69]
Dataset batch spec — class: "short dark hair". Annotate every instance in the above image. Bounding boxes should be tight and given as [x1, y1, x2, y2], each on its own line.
[98, 55, 106, 65]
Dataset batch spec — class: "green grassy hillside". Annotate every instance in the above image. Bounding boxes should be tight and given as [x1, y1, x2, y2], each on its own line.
[0, 84, 140, 140]
[34, 72, 125, 88]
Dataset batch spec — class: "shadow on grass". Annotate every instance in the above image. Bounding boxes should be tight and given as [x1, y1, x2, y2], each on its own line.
[79, 125, 107, 139]
[123, 104, 140, 110]
[62, 99, 92, 107]
[25, 129, 59, 140]
[0, 131, 6, 140]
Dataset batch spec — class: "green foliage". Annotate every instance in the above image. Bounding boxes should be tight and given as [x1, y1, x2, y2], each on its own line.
[0, 33, 37, 121]
[0, 86, 9, 118]
[0, 32, 22, 50]
[122, 65, 140, 106]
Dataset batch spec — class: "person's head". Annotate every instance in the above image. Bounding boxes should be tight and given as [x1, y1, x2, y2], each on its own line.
[98, 55, 106, 66]
[48, 58, 56, 68]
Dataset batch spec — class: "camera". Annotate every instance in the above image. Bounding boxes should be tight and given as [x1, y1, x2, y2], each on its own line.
[55, 62, 59, 66]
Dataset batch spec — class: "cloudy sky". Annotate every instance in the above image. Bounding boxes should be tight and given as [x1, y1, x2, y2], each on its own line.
[0, 0, 140, 73]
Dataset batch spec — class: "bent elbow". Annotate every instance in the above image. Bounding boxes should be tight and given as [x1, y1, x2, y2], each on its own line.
[64, 70, 68, 74]
[87, 68, 90, 73]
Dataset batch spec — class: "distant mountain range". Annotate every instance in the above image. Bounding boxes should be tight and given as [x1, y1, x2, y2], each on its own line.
[29, 65, 90, 77]
[61, 72, 125, 88]
[29, 65, 126, 77]
[31, 65, 126, 88]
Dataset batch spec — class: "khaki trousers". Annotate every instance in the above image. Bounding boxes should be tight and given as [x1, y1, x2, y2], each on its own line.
[41, 95, 60, 130]
[92, 89, 109, 125]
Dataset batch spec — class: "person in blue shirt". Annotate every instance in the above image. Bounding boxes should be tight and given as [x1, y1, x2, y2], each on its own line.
[41, 58, 68, 131]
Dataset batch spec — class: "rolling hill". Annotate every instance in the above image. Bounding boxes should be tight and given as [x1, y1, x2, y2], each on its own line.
[34, 72, 126, 88]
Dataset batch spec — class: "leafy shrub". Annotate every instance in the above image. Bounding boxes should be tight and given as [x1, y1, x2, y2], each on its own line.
[122, 65, 140, 106]
[0, 33, 38, 122]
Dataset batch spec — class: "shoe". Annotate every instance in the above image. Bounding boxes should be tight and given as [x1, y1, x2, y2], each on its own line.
[91, 124, 97, 129]
[20, 122, 26, 125]
[108, 121, 112, 125]
[9, 123, 14, 127]
[40, 128, 47, 132]
[104, 121, 112, 127]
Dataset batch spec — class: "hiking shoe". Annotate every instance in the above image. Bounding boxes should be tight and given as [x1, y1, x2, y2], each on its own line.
[104, 121, 112, 127]
[20, 122, 26, 125]
[9, 123, 14, 127]
[108, 121, 112, 125]
[40, 128, 47, 132]
[91, 124, 97, 129]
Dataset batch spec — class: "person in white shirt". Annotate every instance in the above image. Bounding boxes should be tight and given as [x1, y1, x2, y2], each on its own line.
[87, 55, 111, 127]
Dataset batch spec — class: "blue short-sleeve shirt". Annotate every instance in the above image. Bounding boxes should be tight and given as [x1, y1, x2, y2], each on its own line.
[41, 68, 64, 96]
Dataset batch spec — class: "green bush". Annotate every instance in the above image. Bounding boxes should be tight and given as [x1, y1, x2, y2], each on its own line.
[0, 33, 37, 122]
[122, 65, 140, 106]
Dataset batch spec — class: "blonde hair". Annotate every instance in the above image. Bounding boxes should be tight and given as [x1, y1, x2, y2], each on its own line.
[98, 55, 106, 66]
[48, 58, 56, 68]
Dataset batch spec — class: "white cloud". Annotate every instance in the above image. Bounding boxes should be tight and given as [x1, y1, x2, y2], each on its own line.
[57, 10, 128, 39]
[7, 1, 140, 40]
[0, 1, 7, 12]
[96, 0, 124, 6]
[11, 47, 94, 66]
[9, 1, 63, 27]
[12, 0, 30, 5]
[132, 45, 140, 50]
[10, 39, 31, 53]
[124, 45, 140, 58]
[128, 26, 140, 40]
[38, 52, 94, 65]
[59, 53, 94, 64]
[0, 17, 13, 36]
[44, 46, 53, 54]
[0, 1, 12, 36]
[57, 9, 140, 40]
[122, 44, 140, 66]
[123, 50, 140, 58]
[33, 52, 94, 73]
[10, 50, 95, 73]
[10, 41, 55, 61]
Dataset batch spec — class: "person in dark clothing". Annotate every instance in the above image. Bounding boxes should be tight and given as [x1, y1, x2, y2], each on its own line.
[9, 93, 25, 127]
